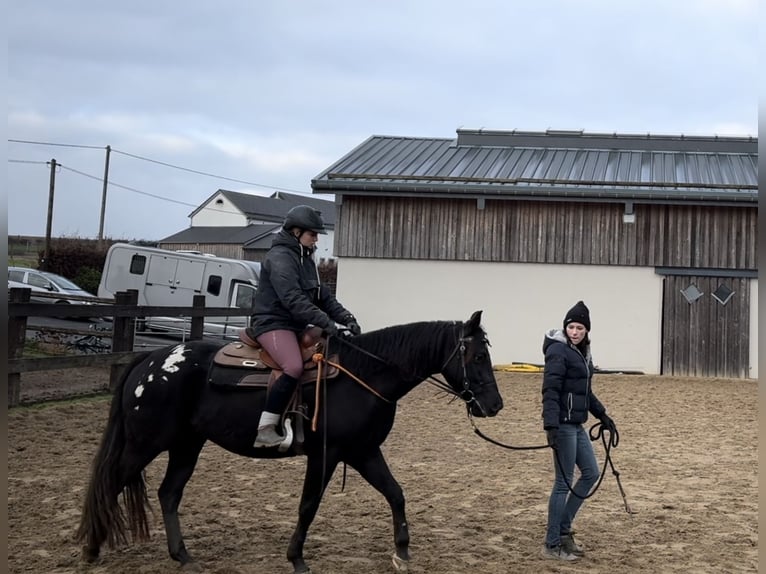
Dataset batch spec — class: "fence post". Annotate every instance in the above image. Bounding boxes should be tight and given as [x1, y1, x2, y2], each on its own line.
[8, 288, 31, 407]
[110, 289, 138, 391]
[190, 295, 205, 341]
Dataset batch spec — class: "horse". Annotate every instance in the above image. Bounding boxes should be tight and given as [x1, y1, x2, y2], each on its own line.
[77, 310, 503, 573]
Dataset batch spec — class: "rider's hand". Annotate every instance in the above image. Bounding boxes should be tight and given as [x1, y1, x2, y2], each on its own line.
[345, 318, 362, 336]
[324, 323, 340, 338]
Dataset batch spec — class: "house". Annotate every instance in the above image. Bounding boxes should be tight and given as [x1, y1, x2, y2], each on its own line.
[159, 190, 337, 261]
[312, 128, 758, 378]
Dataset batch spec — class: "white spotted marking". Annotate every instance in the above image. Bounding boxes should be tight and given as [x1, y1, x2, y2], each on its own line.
[147, 374, 154, 383]
[134, 405, 140, 411]
[161, 344, 188, 373]
[135, 384, 144, 398]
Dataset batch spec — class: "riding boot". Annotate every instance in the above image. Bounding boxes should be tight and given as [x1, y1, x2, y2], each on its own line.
[253, 373, 299, 448]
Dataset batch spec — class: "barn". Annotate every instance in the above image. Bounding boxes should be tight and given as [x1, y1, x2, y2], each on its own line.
[158, 190, 337, 261]
[312, 128, 758, 378]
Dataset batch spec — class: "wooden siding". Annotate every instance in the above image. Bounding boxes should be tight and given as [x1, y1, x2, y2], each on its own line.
[661, 275, 750, 377]
[336, 197, 757, 269]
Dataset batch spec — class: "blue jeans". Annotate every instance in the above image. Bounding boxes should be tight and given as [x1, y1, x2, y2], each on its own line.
[545, 423, 599, 547]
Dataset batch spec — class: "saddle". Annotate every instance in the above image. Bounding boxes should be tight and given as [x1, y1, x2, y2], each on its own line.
[211, 327, 340, 387]
[208, 328, 341, 454]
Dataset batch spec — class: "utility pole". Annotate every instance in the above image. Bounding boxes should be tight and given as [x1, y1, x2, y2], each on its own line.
[42, 158, 57, 271]
[98, 145, 111, 244]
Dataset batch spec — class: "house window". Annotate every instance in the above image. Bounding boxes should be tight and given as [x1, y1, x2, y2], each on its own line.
[130, 255, 146, 275]
[680, 284, 703, 304]
[712, 283, 735, 306]
[207, 275, 222, 296]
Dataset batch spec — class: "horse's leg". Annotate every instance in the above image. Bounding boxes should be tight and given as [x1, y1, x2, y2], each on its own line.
[286, 451, 340, 574]
[347, 447, 411, 572]
[157, 436, 206, 568]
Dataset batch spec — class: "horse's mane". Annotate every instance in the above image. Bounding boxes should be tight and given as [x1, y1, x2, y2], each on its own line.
[335, 320, 462, 378]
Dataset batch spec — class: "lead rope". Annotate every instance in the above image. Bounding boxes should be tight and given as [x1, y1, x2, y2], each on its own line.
[471, 417, 633, 514]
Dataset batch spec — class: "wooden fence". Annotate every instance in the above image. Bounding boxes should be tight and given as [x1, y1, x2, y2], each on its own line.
[8, 287, 251, 407]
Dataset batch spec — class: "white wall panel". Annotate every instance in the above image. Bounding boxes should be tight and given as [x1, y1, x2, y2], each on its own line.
[336, 259, 663, 374]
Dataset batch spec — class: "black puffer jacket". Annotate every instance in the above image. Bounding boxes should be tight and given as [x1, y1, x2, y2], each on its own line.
[541, 329, 606, 429]
[249, 229, 353, 338]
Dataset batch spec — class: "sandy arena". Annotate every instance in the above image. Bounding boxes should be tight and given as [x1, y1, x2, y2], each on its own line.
[8, 369, 757, 573]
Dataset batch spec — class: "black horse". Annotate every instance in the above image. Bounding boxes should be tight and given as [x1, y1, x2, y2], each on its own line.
[77, 310, 503, 573]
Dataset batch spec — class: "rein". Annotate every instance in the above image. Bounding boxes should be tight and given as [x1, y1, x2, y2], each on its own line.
[316, 325, 476, 406]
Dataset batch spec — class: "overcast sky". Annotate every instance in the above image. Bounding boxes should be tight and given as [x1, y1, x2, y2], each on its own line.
[8, 0, 758, 241]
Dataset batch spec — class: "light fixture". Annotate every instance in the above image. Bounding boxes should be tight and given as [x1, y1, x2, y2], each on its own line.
[622, 202, 635, 224]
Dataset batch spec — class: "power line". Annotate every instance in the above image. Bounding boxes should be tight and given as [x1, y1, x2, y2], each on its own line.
[110, 148, 308, 194]
[57, 164, 256, 216]
[8, 138, 105, 150]
[8, 159, 49, 165]
[58, 165, 208, 208]
[10, 156, 272, 215]
[8, 137, 311, 195]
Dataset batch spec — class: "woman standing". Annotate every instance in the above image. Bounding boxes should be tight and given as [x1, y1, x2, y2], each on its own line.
[541, 300, 617, 561]
[246, 205, 361, 448]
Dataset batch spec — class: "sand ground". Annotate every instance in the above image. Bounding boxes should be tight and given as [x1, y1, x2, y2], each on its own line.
[8, 369, 757, 573]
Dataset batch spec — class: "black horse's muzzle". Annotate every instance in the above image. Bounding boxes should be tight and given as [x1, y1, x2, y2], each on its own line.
[464, 387, 503, 417]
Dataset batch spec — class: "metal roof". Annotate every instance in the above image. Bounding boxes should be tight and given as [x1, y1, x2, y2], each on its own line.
[159, 224, 278, 244]
[312, 129, 757, 204]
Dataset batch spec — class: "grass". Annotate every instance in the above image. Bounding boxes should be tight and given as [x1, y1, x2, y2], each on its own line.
[23, 339, 69, 357]
[8, 255, 37, 268]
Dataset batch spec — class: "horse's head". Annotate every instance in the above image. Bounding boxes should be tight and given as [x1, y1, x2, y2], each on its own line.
[441, 310, 503, 417]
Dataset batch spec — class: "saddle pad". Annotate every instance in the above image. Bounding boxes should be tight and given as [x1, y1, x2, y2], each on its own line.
[208, 357, 342, 389]
[208, 364, 271, 388]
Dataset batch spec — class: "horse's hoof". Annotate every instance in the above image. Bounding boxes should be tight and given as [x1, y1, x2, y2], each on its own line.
[392, 554, 409, 573]
[81, 546, 100, 564]
[180, 561, 204, 572]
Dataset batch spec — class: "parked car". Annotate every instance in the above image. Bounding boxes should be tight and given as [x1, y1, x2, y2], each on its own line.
[8, 267, 98, 304]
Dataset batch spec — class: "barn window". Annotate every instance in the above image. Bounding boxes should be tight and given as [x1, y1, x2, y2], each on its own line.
[207, 275, 222, 296]
[129, 255, 146, 275]
[712, 283, 735, 306]
[680, 284, 703, 304]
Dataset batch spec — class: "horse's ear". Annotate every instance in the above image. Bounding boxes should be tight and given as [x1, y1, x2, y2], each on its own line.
[466, 310, 483, 333]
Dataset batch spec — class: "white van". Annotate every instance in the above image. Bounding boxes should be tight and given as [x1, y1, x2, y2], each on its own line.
[98, 243, 261, 339]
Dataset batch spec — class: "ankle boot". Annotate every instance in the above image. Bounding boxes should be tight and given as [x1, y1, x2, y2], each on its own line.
[253, 424, 283, 448]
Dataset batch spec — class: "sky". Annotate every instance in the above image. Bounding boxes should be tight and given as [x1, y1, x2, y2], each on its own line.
[7, 0, 758, 242]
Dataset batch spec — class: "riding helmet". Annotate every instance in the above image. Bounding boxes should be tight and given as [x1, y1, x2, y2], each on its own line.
[283, 205, 327, 234]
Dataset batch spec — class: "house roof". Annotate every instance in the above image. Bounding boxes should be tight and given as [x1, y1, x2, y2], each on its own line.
[189, 190, 337, 225]
[312, 128, 758, 205]
[158, 224, 279, 244]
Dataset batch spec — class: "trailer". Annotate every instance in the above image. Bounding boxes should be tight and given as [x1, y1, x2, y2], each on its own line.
[98, 243, 261, 339]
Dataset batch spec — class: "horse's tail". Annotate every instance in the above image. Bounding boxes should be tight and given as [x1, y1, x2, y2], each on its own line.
[76, 352, 152, 559]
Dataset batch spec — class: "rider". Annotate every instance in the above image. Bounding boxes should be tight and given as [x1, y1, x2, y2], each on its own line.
[246, 205, 362, 448]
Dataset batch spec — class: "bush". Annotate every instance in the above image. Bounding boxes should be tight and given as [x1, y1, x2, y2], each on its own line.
[37, 237, 114, 292]
[73, 266, 103, 295]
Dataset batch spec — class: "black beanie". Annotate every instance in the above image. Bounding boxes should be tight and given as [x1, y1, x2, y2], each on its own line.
[563, 300, 591, 331]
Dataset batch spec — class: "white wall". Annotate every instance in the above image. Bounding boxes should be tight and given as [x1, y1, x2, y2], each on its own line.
[191, 192, 247, 226]
[336, 259, 663, 374]
[749, 278, 758, 379]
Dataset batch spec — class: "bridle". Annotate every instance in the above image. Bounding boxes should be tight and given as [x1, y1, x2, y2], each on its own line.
[432, 325, 486, 408]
